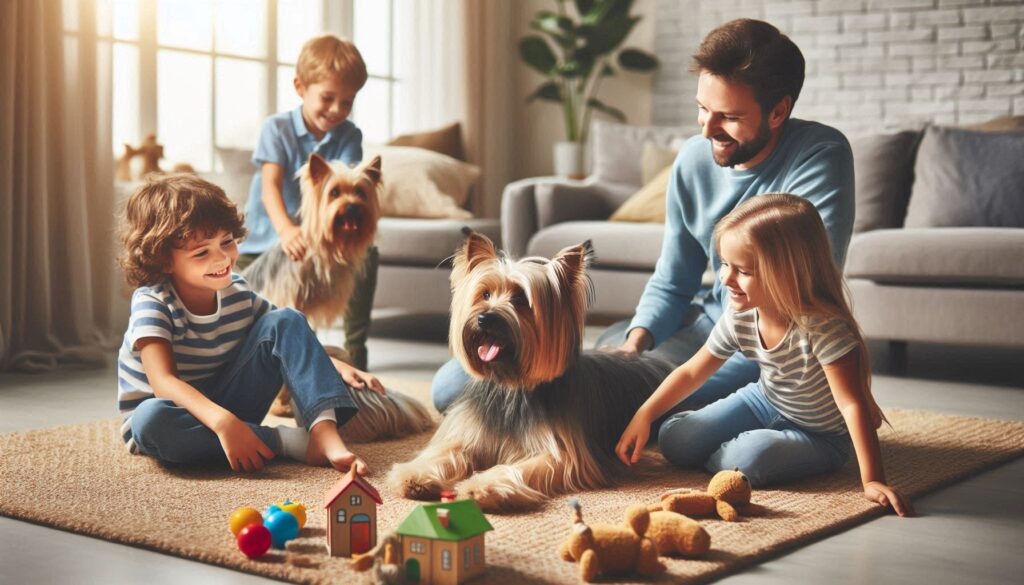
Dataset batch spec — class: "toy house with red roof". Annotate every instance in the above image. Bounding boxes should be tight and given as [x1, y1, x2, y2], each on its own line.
[324, 468, 382, 557]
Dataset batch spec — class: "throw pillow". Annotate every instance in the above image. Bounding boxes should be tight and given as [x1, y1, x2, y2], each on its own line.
[591, 120, 689, 187]
[904, 125, 1024, 228]
[387, 122, 466, 161]
[850, 130, 922, 233]
[363, 145, 478, 219]
[609, 164, 672, 223]
[205, 146, 255, 207]
[640, 142, 679, 186]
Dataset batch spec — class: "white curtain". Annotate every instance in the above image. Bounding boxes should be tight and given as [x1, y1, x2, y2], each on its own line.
[393, 0, 515, 218]
[0, 0, 122, 372]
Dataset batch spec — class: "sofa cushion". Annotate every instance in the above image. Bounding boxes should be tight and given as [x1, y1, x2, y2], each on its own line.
[850, 130, 921, 233]
[387, 121, 466, 161]
[363, 145, 479, 219]
[377, 217, 500, 266]
[903, 126, 1024, 228]
[609, 165, 671, 223]
[845, 228, 1024, 286]
[591, 120, 689, 187]
[528, 221, 664, 271]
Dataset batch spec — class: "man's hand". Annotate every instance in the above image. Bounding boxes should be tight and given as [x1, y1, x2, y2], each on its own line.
[599, 327, 652, 359]
[280, 224, 306, 261]
[332, 358, 386, 395]
[214, 413, 274, 472]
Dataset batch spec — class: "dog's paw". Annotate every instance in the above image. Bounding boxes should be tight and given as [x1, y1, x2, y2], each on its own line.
[388, 464, 443, 501]
[456, 476, 506, 511]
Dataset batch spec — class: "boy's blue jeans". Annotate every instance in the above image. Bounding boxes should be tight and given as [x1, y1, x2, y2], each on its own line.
[659, 383, 852, 487]
[130, 308, 358, 465]
[429, 307, 760, 413]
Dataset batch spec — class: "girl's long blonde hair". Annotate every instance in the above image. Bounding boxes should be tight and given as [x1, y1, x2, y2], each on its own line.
[713, 193, 886, 427]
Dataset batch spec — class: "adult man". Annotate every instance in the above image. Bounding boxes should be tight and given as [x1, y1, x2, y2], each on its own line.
[431, 18, 854, 412]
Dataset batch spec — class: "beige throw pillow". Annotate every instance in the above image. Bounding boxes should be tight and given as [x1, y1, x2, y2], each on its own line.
[609, 164, 672, 223]
[363, 145, 479, 219]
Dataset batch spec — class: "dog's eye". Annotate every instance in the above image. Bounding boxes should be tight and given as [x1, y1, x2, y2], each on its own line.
[355, 188, 366, 200]
[330, 188, 340, 199]
[512, 292, 528, 307]
[482, 290, 490, 300]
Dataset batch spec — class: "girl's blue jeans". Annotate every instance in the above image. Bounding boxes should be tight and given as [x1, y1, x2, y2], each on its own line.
[130, 308, 358, 465]
[430, 307, 761, 413]
[658, 383, 852, 487]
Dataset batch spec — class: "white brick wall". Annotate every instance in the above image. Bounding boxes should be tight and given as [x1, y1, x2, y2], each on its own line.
[652, 0, 1024, 137]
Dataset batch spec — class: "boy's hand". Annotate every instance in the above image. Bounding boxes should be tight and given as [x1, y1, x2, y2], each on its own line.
[332, 358, 386, 395]
[864, 481, 914, 517]
[280, 224, 307, 261]
[214, 414, 275, 472]
[615, 413, 652, 466]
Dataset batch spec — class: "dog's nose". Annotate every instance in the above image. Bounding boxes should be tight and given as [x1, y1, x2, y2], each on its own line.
[345, 203, 361, 216]
[477, 312, 498, 330]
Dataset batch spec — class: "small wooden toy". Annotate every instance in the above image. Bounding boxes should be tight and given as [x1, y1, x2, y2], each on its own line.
[229, 507, 263, 536]
[265, 509, 300, 549]
[237, 524, 272, 558]
[325, 467, 382, 557]
[393, 494, 493, 585]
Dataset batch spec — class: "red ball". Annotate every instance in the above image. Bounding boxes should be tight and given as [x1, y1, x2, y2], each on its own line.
[236, 523, 272, 558]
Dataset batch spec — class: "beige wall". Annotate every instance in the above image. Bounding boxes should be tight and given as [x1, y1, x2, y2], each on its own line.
[511, 0, 656, 180]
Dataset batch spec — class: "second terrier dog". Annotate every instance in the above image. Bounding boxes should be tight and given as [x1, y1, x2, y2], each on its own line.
[388, 231, 673, 511]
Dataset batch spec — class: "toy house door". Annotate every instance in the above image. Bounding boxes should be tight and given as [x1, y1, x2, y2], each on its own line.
[406, 558, 421, 583]
[351, 514, 371, 554]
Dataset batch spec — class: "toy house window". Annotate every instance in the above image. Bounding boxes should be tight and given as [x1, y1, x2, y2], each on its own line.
[336, 509, 346, 523]
[411, 541, 425, 554]
[464, 547, 470, 568]
[442, 550, 451, 570]
[474, 542, 480, 564]
[350, 495, 362, 506]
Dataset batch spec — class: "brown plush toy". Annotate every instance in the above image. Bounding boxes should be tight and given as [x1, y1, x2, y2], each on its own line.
[657, 469, 766, 522]
[646, 509, 711, 557]
[559, 498, 666, 583]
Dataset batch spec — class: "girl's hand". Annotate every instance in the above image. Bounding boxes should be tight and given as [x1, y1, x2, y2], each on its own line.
[333, 358, 386, 395]
[864, 481, 914, 517]
[615, 413, 652, 466]
[214, 414, 274, 472]
[280, 224, 306, 261]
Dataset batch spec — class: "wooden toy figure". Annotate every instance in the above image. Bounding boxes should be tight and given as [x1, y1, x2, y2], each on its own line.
[394, 494, 493, 585]
[325, 468, 382, 557]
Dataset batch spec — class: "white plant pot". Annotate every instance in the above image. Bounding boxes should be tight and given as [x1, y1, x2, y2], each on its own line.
[554, 141, 585, 179]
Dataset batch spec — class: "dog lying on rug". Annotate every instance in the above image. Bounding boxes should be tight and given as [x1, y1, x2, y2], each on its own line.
[388, 230, 673, 511]
[244, 153, 431, 438]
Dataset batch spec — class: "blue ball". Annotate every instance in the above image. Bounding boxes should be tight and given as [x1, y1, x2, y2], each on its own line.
[263, 504, 282, 521]
[265, 510, 299, 549]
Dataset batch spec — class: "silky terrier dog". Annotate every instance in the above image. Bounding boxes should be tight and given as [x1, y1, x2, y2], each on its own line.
[388, 231, 673, 511]
[244, 153, 432, 437]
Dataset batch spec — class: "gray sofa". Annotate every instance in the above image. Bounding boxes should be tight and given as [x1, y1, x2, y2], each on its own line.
[501, 119, 1024, 349]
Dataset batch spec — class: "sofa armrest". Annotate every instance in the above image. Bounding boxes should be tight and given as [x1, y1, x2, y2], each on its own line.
[501, 176, 636, 258]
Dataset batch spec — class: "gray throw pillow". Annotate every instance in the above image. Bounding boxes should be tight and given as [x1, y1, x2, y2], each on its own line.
[591, 120, 690, 187]
[851, 130, 922, 232]
[904, 125, 1024, 228]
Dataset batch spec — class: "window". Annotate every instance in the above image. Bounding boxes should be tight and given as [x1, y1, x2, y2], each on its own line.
[336, 509, 346, 523]
[474, 542, 480, 564]
[410, 541, 425, 554]
[350, 495, 362, 506]
[88, 0, 398, 172]
[464, 546, 470, 569]
[441, 549, 451, 570]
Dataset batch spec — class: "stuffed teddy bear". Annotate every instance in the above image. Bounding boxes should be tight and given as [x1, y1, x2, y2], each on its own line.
[559, 498, 665, 583]
[655, 469, 766, 522]
[115, 134, 195, 181]
[646, 509, 711, 557]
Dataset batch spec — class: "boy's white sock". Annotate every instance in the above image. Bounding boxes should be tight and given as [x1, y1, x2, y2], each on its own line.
[276, 426, 310, 462]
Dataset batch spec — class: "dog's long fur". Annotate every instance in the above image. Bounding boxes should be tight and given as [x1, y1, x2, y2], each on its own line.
[388, 231, 672, 511]
[243, 153, 433, 440]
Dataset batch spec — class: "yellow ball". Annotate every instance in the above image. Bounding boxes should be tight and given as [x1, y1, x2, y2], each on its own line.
[229, 507, 263, 536]
[279, 501, 307, 529]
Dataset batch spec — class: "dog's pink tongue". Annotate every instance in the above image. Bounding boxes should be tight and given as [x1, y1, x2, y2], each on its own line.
[478, 343, 501, 362]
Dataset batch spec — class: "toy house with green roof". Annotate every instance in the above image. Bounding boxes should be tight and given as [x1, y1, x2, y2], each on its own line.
[395, 499, 494, 585]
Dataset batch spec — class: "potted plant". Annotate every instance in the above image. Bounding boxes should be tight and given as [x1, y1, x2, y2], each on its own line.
[520, 0, 659, 178]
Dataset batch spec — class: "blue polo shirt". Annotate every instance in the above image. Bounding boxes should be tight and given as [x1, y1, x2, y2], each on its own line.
[628, 118, 855, 348]
[239, 107, 363, 255]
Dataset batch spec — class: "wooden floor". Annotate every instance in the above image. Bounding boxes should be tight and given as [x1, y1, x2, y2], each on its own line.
[1, 314, 1022, 585]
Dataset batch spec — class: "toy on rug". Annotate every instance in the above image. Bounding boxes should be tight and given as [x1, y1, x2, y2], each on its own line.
[559, 498, 666, 583]
[656, 469, 766, 522]
[228, 500, 306, 558]
[115, 133, 196, 181]
[325, 467, 383, 557]
[646, 508, 711, 558]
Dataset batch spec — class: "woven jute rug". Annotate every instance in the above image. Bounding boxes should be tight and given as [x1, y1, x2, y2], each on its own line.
[2, 378, 1022, 584]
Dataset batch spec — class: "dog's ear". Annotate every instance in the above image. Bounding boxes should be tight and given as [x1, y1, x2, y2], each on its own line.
[362, 155, 382, 185]
[455, 229, 498, 274]
[308, 153, 332, 187]
[552, 240, 593, 286]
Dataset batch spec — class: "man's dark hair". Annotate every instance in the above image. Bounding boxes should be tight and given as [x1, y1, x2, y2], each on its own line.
[691, 19, 805, 116]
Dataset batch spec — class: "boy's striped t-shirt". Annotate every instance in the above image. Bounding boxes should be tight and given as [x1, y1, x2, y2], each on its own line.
[116, 274, 274, 453]
[706, 307, 859, 434]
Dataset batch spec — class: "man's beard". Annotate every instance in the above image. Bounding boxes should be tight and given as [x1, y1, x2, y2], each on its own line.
[710, 118, 772, 168]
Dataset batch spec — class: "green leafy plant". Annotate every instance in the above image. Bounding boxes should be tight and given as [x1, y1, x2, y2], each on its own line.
[520, 0, 659, 144]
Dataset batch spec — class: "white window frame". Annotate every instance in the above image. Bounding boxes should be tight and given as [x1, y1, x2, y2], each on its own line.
[336, 509, 346, 523]
[85, 0, 397, 170]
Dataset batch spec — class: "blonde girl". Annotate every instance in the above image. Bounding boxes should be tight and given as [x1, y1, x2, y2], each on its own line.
[616, 193, 912, 516]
